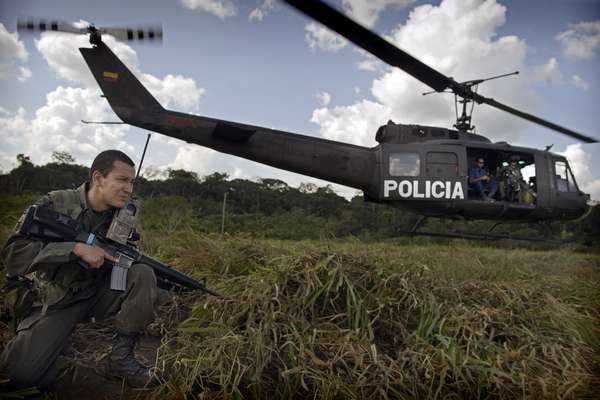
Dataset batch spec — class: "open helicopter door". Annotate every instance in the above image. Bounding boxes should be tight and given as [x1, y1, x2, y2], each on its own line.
[380, 144, 466, 211]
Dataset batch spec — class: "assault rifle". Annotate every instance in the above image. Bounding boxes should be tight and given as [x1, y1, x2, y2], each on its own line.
[17, 205, 220, 296]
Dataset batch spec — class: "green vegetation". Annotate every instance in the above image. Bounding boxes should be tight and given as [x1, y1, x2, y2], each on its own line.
[0, 155, 599, 398]
[1, 154, 599, 244]
[148, 232, 599, 399]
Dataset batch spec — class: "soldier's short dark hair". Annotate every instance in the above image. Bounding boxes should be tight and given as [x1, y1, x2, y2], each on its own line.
[89, 150, 135, 182]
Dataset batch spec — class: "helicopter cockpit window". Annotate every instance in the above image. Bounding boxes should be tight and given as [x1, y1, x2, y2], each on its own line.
[389, 152, 420, 176]
[555, 161, 578, 192]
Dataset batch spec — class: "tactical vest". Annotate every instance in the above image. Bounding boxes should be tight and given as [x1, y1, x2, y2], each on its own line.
[3, 186, 90, 323]
[47, 188, 85, 219]
[28, 186, 94, 310]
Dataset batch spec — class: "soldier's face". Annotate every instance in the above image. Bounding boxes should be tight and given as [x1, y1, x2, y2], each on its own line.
[95, 161, 136, 208]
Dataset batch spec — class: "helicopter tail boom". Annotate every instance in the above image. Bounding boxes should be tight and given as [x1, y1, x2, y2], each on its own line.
[80, 41, 378, 193]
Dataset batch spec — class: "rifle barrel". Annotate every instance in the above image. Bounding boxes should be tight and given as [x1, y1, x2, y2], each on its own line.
[139, 254, 220, 296]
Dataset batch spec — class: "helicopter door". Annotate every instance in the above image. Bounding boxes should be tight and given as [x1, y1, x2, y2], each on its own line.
[424, 147, 466, 205]
[551, 157, 587, 218]
[380, 145, 465, 202]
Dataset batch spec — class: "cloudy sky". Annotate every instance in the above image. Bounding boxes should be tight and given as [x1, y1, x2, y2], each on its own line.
[1, 0, 599, 199]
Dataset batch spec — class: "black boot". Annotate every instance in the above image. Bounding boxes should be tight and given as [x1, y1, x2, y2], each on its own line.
[106, 333, 152, 388]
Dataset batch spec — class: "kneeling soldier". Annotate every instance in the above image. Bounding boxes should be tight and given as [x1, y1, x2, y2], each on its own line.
[0, 150, 158, 389]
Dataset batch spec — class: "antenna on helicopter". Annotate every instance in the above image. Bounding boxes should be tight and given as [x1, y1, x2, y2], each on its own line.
[81, 120, 125, 125]
[422, 71, 519, 132]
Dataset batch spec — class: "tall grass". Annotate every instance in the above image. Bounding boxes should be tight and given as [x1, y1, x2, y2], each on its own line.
[145, 233, 599, 399]
[0, 194, 597, 398]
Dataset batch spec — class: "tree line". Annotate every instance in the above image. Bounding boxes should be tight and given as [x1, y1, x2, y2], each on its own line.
[1, 152, 598, 244]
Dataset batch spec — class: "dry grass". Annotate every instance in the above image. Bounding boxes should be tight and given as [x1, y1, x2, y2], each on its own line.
[1, 196, 598, 398]
[140, 234, 600, 400]
[1, 220, 598, 399]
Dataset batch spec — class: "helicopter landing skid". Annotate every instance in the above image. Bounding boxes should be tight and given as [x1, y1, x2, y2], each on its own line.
[397, 217, 573, 243]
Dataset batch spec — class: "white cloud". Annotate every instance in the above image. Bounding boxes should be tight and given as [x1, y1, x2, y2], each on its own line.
[181, 0, 237, 19]
[310, 0, 539, 146]
[570, 75, 589, 91]
[356, 58, 381, 72]
[0, 90, 359, 199]
[0, 87, 133, 170]
[249, 0, 275, 22]
[17, 66, 32, 82]
[531, 57, 561, 82]
[0, 23, 31, 82]
[35, 28, 138, 87]
[249, 9, 265, 22]
[142, 73, 204, 111]
[563, 144, 600, 200]
[556, 20, 600, 59]
[169, 145, 215, 174]
[34, 29, 204, 113]
[316, 92, 332, 106]
[0, 86, 213, 178]
[354, 48, 386, 72]
[311, 100, 392, 146]
[304, 22, 348, 52]
[1, 24, 207, 176]
[342, 0, 414, 28]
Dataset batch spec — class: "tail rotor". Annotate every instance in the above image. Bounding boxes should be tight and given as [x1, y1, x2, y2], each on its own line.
[17, 18, 162, 46]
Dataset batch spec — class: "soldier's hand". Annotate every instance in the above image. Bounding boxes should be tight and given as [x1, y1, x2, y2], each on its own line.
[73, 243, 116, 269]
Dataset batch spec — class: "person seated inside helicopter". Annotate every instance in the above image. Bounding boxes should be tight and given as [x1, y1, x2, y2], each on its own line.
[468, 157, 497, 202]
[499, 155, 525, 203]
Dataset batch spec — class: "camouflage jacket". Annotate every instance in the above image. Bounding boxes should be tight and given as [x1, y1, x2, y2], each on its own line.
[1, 183, 116, 309]
[500, 166, 523, 185]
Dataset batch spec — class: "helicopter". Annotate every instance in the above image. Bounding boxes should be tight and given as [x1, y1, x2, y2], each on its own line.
[17, 0, 598, 241]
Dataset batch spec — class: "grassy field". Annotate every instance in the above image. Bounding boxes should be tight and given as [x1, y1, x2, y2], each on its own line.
[0, 197, 599, 399]
[134, 231, 599, 399]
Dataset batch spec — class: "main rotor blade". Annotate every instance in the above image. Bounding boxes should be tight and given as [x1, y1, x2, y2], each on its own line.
[480, 96, 598, 143]
[282, 0, 452, 92]
[283, 0, 598, 143]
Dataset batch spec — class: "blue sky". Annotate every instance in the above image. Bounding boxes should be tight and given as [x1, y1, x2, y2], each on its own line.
[1, 0, 599, 199]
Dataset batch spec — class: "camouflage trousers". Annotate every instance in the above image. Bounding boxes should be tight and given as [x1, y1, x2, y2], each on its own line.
[0, 263, 158, 389]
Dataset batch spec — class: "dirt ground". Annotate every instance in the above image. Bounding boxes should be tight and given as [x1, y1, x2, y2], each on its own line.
[0, 293, 187, 400]
[47, 325, 162, 400]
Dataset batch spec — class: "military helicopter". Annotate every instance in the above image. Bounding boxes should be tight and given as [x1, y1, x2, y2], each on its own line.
[17, 0, 597, 240]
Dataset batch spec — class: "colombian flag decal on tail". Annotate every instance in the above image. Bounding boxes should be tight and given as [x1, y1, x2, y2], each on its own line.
[102, 71, 119, 82]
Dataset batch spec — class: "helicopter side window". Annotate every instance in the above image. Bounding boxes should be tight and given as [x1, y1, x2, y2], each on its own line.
[554, 161, 577, 192]
[389, 152, 420, 176]
[426, 151, 458, 177]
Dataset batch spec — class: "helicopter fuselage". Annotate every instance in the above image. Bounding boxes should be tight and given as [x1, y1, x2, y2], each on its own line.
[80, 42, 590, 223]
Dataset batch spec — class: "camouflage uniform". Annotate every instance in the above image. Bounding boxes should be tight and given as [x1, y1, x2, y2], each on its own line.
[499, 165, 524, 202]
[0, 183, 158, 389]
